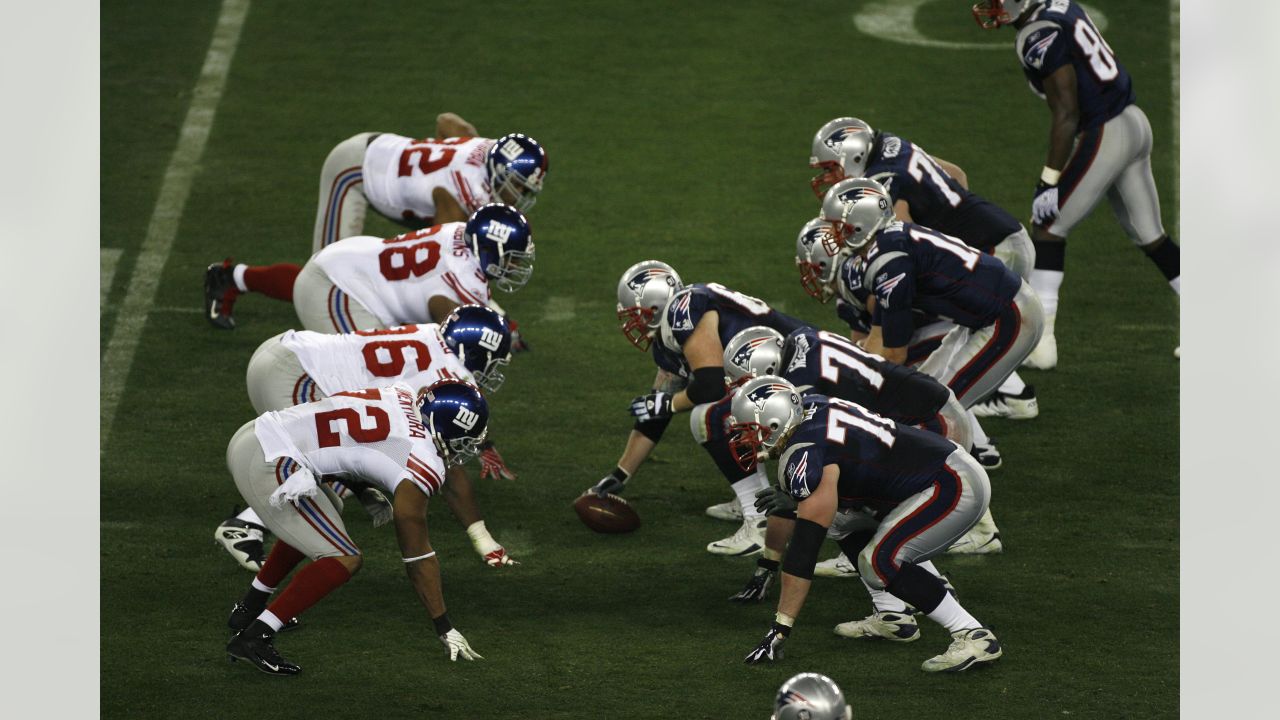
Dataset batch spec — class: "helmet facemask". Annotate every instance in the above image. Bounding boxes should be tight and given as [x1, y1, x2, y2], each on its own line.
[616, 260, 682, 352]
[795, 218, 843, 302]
[971, 0, 1033, 29]
[728, 377, 804, 471]
[489, 243, 535, 292]
[492, 171, 541, 212]
[472, 352, 510, 393]
[810, 161, 846, 200]
[617, 305, 658, 351]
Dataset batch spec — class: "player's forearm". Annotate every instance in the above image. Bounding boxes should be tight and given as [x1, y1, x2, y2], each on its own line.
[617, 430, 658, 476]
[880, 345, 907, 365]
[1045, 111, 1078, 172]
[777, 572, 813, 620]
[404, 557, 448, 619]
[396, 513, 448, 617]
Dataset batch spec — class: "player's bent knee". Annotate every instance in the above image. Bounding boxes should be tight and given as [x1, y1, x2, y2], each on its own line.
[857, 550, 886, 590]
[337, 553, 363, 575]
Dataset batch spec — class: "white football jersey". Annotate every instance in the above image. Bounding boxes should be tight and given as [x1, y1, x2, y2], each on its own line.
[362, 134, 493, 223]
[254, 383, 447, 497]
[279, 323, 474, 398]
[314, 223, 493, 326]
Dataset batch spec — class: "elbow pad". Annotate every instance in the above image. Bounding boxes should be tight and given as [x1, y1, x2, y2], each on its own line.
[685, 366, 728, 405]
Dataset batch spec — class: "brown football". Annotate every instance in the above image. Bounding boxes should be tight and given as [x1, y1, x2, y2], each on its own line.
[573, 493, 641, 534]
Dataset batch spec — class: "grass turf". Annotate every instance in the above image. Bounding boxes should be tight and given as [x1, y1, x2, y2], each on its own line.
[101, 1, 1178, 717]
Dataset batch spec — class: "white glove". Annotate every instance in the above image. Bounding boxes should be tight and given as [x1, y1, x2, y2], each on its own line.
[439, 628, 484, 661]
[358, 488, 393, 528]
[1031, 182, 1060, 226]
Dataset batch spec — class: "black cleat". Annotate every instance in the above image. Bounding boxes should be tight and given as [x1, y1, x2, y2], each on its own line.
[204, 259, 239, 330]
[227, 603, 300, 634]
[227, 629, 301, 676]
[214, 514, 266, 571]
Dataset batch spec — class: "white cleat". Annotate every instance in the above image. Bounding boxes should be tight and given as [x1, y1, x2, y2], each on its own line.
[1174, 345, 1180, 359]
[921, 627, 1003, 672]
[706, 518, 766, 556]
[971, 386, 1039, 420]
[1022, 313, 1057, 370]
[813, 552, 860, 578]
[835, 611, 921, 642]
[215, 517, 266, 572]
[705, 500, 743, 522]
[948, 509, 1003, 555]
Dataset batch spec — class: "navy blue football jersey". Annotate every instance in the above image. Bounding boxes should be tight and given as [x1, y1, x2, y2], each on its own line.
[781, 328, 950, 425]
[1017, 0, 1135, 131]
[864, 132, 1021, 250]
[662, 283, 811, 352]
[834, 260, 940, 336]
[777, 395, 956, 515]
[849, 222, 1022, 347]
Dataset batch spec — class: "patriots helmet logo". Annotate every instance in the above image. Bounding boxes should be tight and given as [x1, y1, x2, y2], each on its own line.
[823, 124, 870, 151]
[837, 185, 890, 213]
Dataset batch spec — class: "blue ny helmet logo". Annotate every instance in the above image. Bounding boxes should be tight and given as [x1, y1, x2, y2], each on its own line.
[452, 406, 481, 431]
[485, 221, 514, 244]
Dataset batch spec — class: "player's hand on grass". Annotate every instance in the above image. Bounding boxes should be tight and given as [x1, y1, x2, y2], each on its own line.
[754, 487, 797, 517]
[358, 487, 394, 528]
[509, 320, 531, 353]
[730, 566, 775, 603]
[629, 391, 673, 422]
[478, 443, 517, 480]
[481, 546, 519, 568]
[744, 622, 790, 664]
[439, 628, 484, 661]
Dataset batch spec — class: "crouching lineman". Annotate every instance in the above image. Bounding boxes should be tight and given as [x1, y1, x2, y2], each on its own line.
[773, 673, 853, 720]
[737, 377, 1003, 672]
[215, 304, 518, 570]
[224, 380, 489, 675]
[587, 261, 810, 556]
[312, 116, 547, 252]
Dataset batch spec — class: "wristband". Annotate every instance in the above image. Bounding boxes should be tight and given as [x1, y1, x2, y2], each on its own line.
[402, 550, 437, 563]
[774, 612, 795, 628]
[432, 612, 453, 635]
[609, 466, 631, 483]
[1040, 166, 1061, 186]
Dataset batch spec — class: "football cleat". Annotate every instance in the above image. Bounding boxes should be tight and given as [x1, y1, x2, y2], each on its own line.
[834, 611, 921, 642]
[921, 627, 1003, 673]
[226, 629, 301, 676]
[215, 515, 266, 572]
[813, 552, 860, 578]
[972, 440, 1002, 471]
[1022, 314, 1056, 369]
[705, 500, 743, 523]
[204, 258, 239, 330]
[707, 518, 767, 556]
[948, 509, 1003, 555]
[227, 603, 300, 634]
[1174, 345, 1180, 359]
[971, 385, 1038, 420]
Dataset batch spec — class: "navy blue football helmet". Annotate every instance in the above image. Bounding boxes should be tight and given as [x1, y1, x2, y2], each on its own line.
[440, 304, 513, 392]
[485, 133, 547, 213]
[417, 380, 490, 466]
[464, 203, 535, 292]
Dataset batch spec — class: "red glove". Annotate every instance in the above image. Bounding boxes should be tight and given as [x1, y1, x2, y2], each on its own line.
[479, 443, 517, 480]
[508, 319, 531, 352]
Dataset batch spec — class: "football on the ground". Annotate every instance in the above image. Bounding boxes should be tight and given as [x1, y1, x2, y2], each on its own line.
[573, 493, 641, 534]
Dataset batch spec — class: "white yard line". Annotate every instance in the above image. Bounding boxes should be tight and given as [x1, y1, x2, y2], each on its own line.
[100, 0, 251, 449]
[1171, 0, 1180, 236]
[541, 296, 578, 322]
[100, 248, 123, 314]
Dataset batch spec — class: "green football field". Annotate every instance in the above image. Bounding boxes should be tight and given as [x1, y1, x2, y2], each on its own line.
[101, 1, 1179, 717]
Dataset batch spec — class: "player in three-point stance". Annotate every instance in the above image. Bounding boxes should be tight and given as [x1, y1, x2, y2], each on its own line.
[972, 0, 1181, 365]
[809, 117, 1040, 418]
[223, 380, 488, 674]
[589, 260, 810, 556]
[735, 377, 1002, 673]
[215, 304, 519, 571]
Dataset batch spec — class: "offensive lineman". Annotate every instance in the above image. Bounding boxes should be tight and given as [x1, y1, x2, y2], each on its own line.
[216, 305, 519, 571]
[736, 377, 1002, 673]
[972, 0, 1181, 365]
[223, 380, 489, 674]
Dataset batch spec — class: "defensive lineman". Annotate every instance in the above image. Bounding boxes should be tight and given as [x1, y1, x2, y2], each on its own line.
[972, 0, 1181, 365]
[224, 381, 488, 674]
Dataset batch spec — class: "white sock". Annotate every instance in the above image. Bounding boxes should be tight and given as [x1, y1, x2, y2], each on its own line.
[251, 577, 275, 594]
[237, 506, 263, 527]
[232, 263, 249, 292]
[997, 372, 1026, 396]
[258, 609, 285, 632]
[926, 592, 981, 634]
[1170, 277, 1180, 295]
[863, 579, 908, 613]
[1029, 269, 1063, 316]
[968, 412, 990, 447]
[732, 471, 769, 522]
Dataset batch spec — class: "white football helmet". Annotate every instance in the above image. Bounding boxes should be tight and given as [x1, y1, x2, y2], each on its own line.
[810, 117, 875, 199]
[723, 327, 786, 385]
[972, 0, 1044, 29]
[773, 673, 853, 720]
[728, 375, 804, 470]
[616, 260, 683, 351]
[795, 216, 846, 303]
[821, 177, 894, 253]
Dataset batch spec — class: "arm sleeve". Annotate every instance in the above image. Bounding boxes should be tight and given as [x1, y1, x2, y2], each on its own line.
[870, 257, 916, 348]
[1020, 23, 1071, 78]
